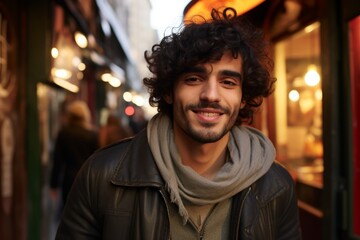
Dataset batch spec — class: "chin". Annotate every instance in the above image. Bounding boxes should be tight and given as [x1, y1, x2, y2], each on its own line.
[189, 129, 227, 143]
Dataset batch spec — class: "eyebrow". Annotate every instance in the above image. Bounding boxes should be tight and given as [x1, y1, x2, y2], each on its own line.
[181, 66, 243, 82]
[220, 70, 242, 82]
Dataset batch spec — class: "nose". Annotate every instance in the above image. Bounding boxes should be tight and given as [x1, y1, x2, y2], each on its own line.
[199, 79, 220, 102]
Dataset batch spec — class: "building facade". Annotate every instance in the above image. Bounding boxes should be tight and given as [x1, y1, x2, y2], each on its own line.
[0, 0, 154, 239]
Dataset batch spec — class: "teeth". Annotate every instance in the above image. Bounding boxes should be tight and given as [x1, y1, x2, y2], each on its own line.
[200, 112, 219, 117]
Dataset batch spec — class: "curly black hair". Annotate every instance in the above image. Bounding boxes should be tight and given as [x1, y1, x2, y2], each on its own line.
[143, 7, 275, 125]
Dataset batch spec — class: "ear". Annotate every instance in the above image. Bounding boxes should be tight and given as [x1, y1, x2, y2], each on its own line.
[240, 100, 246, 109]
[164, 94, 173, 104]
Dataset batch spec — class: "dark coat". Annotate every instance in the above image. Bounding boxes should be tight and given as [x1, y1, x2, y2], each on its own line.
[56, 130, 302, 240]
[50, 123, 99, 203]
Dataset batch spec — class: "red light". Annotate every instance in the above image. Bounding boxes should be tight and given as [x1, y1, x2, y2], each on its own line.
[125, 106, 135, 116]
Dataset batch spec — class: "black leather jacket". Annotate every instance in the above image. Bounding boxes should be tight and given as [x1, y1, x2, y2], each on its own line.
[56, 130, 302, 240]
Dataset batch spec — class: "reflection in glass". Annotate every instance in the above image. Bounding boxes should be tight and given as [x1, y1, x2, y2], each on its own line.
[274, 22, 323, 187]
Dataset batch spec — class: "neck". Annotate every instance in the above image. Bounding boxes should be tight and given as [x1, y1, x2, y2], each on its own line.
[173, 127, 230, 179]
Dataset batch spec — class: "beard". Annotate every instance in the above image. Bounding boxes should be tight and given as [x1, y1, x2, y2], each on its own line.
[181, 102, 238, 143]
[185, 123, 230, 143]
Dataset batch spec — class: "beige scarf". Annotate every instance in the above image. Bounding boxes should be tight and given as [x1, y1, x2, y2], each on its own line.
[147, 113, 275, 223]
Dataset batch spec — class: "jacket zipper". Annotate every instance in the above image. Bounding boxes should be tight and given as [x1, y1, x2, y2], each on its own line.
[198, 214, 208, 239]
[198, 204, 217, 240]
[196, 217, 206, 240]
[199, 228, 205, 240]
[159, 187, 251, 240]
[197, 190, 251, 240]
[187, 217, 205, 240]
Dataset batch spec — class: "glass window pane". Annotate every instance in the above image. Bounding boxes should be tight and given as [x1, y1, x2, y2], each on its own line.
[274, 22, 323, 187]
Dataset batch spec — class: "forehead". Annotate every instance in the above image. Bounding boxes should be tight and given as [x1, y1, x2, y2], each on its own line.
[177, 51, 243, 79]
[198, 52, 243, 72]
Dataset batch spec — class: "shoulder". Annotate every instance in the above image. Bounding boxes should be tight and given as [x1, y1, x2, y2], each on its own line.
[69, 137, 135, 197]
[79, 129, 163, 189]
[85, 137, 134, 172]
[268, 161, 294, 183]
[251, 161, 295, 204]
[80, 129, 149, 177]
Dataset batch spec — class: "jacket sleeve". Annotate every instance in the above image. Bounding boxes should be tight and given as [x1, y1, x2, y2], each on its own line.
[55, 156, 101, 240]
[275, 164, 302, 240]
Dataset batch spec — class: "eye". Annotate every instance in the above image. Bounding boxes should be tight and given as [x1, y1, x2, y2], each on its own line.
[221, 79, 239, 88]
[184, 75, 202, 85]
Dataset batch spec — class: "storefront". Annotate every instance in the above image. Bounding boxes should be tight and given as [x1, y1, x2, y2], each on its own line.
[183, 0, 360, 239]
[0, 0, 27, 239]
[38, 1, 141, 239]
[0, 0, 140, 239]
[264, 0, 360, 239]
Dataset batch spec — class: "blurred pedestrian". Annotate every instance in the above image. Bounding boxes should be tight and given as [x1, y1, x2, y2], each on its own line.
[50, 100, 99, 208]
[129, 106, 148, 134]
[99, 114, 133, 147]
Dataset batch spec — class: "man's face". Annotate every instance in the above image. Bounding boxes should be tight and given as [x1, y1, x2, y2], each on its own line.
[168, 52, 244, 143]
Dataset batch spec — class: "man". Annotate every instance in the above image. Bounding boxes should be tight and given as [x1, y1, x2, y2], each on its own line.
[56, 7, 301, 239]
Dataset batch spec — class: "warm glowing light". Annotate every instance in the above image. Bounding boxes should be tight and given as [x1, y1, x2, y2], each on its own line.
[109, 77, 121, 87]
[315, 89, 323, 100]
[51, 68, 72, 79]
[304, 66, 320, 86]
[101, 73, 112, 82]
[132, 95, 145, 107]
[100, 72, 122, 87]
[74, 32, 88, 48]
[78, 62, 86, 71]
[292, 77, 304, 88]
[51, 48, 59, 58]
[123, 91, 133, 102]
[72, 56, 81, 67]
[289, 90, 300, 102]
[183, 0, 265, 23]
[53, 78, 79, 93]
[304, 22, 320, 33]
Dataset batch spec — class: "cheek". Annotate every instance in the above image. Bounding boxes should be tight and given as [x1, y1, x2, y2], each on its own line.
[228, 93, 243, 110]
[173, 89, 193, 108]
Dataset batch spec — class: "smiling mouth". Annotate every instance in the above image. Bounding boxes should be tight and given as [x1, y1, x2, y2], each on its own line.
[187, 103, 229, 121]
[192, 109, 224, 122]
[196, 112, 222, 117]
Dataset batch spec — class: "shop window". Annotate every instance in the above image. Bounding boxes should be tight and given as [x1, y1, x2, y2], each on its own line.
[274, 22, 323, 187]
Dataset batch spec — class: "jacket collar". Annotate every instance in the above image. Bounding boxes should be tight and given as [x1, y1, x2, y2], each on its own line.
[110, 129, 285, 205]
[110, 129, 165, 188]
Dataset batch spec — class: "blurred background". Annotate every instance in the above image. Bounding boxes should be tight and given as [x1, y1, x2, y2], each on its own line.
[0, 0, 359, 239]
